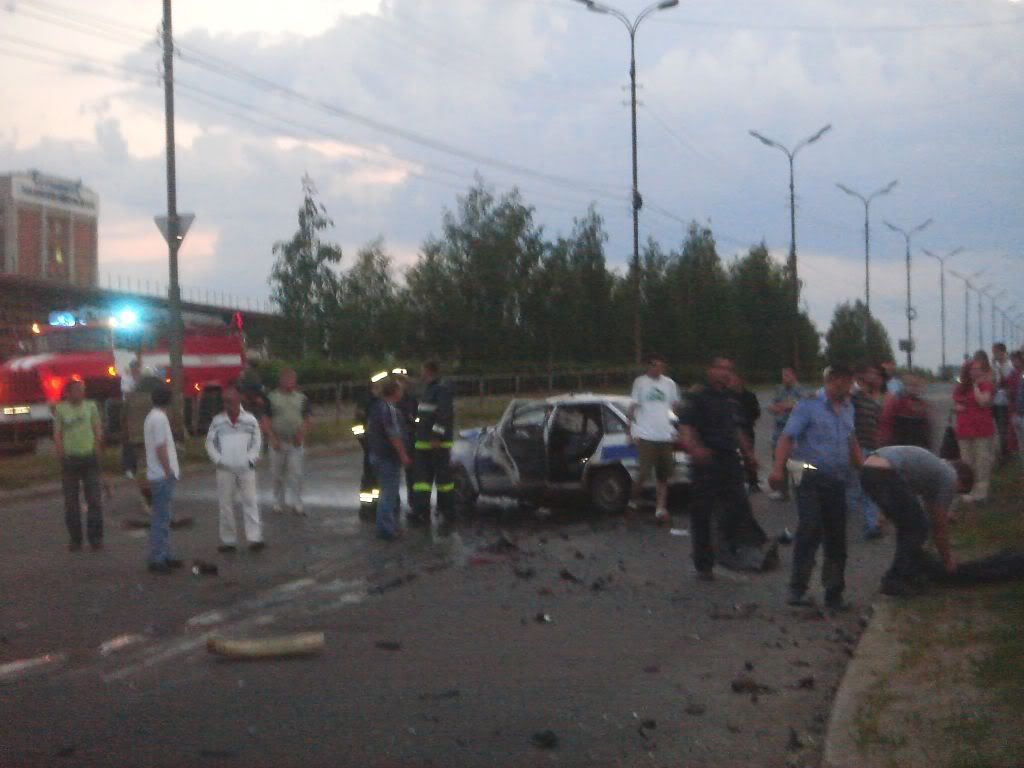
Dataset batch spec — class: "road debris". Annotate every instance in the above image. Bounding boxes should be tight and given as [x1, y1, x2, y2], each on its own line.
[788, 676, 816, 690]
[206, 632, 325, 659]
[590, 575, 613, 592]
[512, 566, 536, 580]
[786, 727, 805, 751]
[730, 675, 776, 695]
[369, 574, 418, 594]
[191, 560, 219, 577]
[684, 703, 706, 716]
[535, 613, 552, 624]
[777, 527, 794, 544]
[54, 745, 76, 758]
[669, 528, 690, 537]
[480, 531, 519, 554]
[709, 602, 759, 620]
[642, 664, 660, 674]
[374, 640, 402, 651]
[99, 634, 146, 656]
[558, 568, 581, 583]
[531, 730, 559, 749]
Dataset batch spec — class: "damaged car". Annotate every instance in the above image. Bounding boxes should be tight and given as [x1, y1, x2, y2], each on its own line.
[450, 393, 691, 515]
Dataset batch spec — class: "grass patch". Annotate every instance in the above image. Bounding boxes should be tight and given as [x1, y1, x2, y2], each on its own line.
[853, 680, 909, 753]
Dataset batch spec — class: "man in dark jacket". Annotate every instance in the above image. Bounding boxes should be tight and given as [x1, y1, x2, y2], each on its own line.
[729, 372, 762, 493]
[410, 360, 455, 526]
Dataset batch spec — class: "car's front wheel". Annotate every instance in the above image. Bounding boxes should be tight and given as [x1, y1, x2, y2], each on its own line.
[589, 467, 632, 515]
[453, 466, 478, 518]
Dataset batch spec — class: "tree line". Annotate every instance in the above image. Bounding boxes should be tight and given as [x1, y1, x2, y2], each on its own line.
[268, 176, 894, 382]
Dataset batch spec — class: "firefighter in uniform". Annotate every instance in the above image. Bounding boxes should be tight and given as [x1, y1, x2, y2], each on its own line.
[409, 360, 455, 526]
[353, 372, 386, 520]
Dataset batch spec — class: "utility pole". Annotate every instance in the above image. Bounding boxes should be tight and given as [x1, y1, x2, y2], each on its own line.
[573, 0, 680, 365]
[836, 180, 898, 347]
[160, 0, 185, 427]
[988, 289, 1006, 346]
[750, 124, 832, 371]
[884, 218, 932, 370]
[923, 247, 963, 376]
[977, 283, 991, 350]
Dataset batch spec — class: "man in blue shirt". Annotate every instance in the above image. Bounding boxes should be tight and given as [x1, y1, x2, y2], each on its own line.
[367, 377, 413, 541]
[769, 364, 863, 610]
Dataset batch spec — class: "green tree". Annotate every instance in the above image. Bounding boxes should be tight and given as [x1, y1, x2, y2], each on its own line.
[326, 238, 400, 358]
[823, 299, 894, 365]
[268, 175, 342, 356]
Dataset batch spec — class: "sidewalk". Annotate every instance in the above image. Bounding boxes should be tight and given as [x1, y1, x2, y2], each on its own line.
[823, 466, 1024, 768]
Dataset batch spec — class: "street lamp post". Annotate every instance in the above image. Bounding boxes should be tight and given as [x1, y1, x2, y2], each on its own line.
[1003, 303, 1017, 342]
[988, 289, 1007, 345]
[749, 123, 832, 370]
[949, 269, 974, 362]
[923, 247, 963, 376]
[573, 0, 680, 365]
[976, 283, 992, 350]
[836, 180, 898, 345]
[884, 218, 933, 369]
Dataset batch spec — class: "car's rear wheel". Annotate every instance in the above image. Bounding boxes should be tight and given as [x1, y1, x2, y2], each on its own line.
[453, 466, 478, 518]
[589, 467, 632, 515]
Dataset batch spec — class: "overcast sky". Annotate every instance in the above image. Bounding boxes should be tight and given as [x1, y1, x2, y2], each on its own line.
[2, 0, 1022, 368]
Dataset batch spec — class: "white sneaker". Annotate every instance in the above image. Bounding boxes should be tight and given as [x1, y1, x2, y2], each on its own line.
[271, 504, 284, 514]
[293, 505, 306, 517]
[655, 507, 670, 522]
[768, 491, 785, 501]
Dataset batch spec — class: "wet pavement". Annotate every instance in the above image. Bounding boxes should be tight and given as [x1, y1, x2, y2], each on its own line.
[0, 385, 953, 767]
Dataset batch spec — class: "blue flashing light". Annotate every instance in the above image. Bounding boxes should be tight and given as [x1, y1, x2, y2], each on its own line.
[49, 311, 77, 327]
[115, 308, 140, 330]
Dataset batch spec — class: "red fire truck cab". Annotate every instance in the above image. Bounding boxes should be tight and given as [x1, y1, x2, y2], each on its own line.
[0, 306, 246, 452]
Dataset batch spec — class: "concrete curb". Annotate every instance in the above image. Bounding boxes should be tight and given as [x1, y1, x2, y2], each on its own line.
[821, 599, 902, 768]
[0, 440, 360, 504]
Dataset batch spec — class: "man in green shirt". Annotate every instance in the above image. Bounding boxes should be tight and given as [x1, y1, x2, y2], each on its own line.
[262, 368, 312, 515]
[53, 379, 104, 551]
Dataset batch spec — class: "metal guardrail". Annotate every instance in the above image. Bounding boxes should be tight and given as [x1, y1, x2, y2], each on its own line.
[301, 368, 639, 423]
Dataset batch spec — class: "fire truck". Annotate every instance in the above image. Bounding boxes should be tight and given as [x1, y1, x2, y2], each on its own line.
[0, 305, 246, 452]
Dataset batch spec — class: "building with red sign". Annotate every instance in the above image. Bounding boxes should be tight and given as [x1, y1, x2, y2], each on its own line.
[0, 170, 99, 287]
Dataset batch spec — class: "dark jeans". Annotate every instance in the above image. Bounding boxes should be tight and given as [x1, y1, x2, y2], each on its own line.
[861, 466, 929, 586]
[789, 471, 847, 599]
[369, 454, 401, 537]
[993, 404, 1009, 458]
[62, 455, 103, 545]
[121, 441, 139, 475]
[689, 452, 766, 573]
[412, 447, 454, 519]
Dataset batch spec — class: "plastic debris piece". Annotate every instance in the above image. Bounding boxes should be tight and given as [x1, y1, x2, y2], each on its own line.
[730, 675, 776, 695]
[191, 560, 219, 576]
[535, 613, 552, 624]
[531, 730, 558, 749]
[206, 632, 325, 659]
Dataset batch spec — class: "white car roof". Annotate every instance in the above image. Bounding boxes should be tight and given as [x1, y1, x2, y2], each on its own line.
[543, 392, 631, 409]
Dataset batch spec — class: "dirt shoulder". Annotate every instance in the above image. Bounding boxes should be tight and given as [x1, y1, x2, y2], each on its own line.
[825, 465, 1024, 768]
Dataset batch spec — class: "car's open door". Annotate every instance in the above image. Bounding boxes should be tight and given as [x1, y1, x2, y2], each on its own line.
[476, 400, 550, 496]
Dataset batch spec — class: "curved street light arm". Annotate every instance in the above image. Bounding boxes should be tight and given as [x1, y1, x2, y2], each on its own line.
[835, 182, 867, 205]
[911, 218, 934, 236]
[869, 179, 899, 201]
[793, 123, 832, 156]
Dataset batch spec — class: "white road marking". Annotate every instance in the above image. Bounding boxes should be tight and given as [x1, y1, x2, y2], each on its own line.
[0, 652, 67, 681]
[99, 634, 146, 656]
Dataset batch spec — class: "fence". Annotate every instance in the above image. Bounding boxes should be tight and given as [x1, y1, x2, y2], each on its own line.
[301, 368, 640, 423]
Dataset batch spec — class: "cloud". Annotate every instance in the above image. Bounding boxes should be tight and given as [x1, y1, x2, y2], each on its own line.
[1, 0, 1022, 367]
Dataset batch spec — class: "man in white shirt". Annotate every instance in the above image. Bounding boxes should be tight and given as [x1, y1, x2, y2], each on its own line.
[627, 354, 681, 522]
[991, 342, 1014, 460]
[206, 385, 264, 553]
[144, 384, 182, 573]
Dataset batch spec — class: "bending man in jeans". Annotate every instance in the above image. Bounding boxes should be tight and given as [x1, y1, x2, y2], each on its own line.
[54, 379, 104, 551]
[860, 446, 974, 596]
[144, 384, 182, 573]
[367, 377, 412, 541]
[263, 368, 312, 516]
[770, 364, 863, 610]
[626, 354, 680, 523]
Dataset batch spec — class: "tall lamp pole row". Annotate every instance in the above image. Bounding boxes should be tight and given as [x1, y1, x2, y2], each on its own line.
[884, 218, 933, 370]
[922, 247, 963, 375]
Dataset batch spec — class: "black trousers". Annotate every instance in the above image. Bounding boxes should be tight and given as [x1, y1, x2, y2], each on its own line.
[689, 453, 765, 573]
[993, 404, 1009, 458]
[412, 447, 453, 518]
[62, 455, 103, 545]
[861, 466, 929, 586]
[790, 472, 847, 599]
[358, 438, 377, 509]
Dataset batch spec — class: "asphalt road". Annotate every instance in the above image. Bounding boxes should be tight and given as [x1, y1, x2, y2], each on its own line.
[0, 384, 953, 768]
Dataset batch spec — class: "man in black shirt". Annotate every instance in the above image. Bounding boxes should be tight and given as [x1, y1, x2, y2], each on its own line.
[679, 357, 773, 578]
